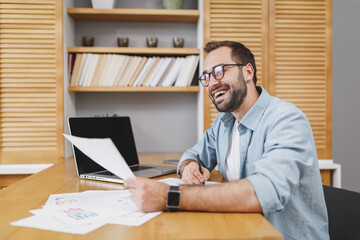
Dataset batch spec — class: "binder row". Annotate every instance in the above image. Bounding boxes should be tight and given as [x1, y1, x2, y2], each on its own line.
[69, 53, 199, 87]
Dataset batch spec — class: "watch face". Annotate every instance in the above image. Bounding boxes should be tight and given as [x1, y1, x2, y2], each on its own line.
[167, 191, 180, 207]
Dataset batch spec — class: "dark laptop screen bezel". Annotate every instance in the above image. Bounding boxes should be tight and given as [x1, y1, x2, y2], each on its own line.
[68, 117, 139, 175]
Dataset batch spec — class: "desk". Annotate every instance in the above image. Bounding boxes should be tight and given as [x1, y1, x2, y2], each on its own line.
[0, 153, 282, 240]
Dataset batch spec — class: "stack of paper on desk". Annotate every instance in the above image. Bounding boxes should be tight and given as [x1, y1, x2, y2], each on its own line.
[11, 135, 161, 234]
[11, 190, 161, 235]
[11, 134, 220, 234]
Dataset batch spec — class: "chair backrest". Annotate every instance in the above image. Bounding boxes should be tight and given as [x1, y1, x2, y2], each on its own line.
[323, 185, 360, 240]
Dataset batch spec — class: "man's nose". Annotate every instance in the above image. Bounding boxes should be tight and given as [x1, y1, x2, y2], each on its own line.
[208, 74, 219, 88]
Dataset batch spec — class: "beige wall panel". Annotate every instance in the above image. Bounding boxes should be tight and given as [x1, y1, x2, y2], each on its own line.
[269, 0, 332, 159]
[0, 0, 63, 164]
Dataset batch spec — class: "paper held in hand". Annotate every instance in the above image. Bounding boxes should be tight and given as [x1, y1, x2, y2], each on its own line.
[63, 134, 135, 181]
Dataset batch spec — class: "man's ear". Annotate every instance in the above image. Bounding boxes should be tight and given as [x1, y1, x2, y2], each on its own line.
[243, 63, 254, 83]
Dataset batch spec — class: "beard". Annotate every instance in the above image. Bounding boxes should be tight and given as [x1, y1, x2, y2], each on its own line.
[209, 72, 248, 113]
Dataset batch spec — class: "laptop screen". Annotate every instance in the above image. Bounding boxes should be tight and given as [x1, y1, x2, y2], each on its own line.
[68, 117, 139, 174]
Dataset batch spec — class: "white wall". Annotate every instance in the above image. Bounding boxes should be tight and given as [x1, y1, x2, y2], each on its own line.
[75, 92, 198, 152]
[333, 0, 360, 192]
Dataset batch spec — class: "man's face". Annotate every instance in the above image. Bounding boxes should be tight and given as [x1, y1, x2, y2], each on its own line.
[203, 47, 248, 113]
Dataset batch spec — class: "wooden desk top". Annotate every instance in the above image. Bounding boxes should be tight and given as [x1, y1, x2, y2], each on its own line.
[0, 153, 282, 240]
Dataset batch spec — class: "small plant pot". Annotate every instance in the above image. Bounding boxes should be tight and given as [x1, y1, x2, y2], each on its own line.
[82, 36, 94, 47]
[117, 37, 129, 47]
[146, 37, 158, 47]
[173, 37, 184, 48]
[162, 0, 184, 9]
[91, 0, 117, 9]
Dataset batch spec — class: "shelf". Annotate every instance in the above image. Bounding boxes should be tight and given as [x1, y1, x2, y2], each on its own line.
[68, 86, 200, 93]
[68, 47, 200, 55]
[67, 8, 200, 23]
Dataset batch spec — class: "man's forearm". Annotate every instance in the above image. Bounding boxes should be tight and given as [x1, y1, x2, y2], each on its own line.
[179, 179, 262, 212]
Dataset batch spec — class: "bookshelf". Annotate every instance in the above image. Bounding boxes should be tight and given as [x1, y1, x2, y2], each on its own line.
[68, 47, 200, 55]
[67, 8, 200, 22]
[68, 86, 199, 92]
[64, 2, 202, 155]
[67, 8, 201, 92]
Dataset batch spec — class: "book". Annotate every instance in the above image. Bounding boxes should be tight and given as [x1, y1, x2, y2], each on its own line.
[126, 57, 147, 87]
[184, 55, 199, 86]
[175, 55, 199, 87]
[73, 53, 88, 86]
[142, 57, 161, 86]
[160, 57, 185, 87]
[144, 57, 165, 87]
[81, 53, 92, 86]
[68, 53, 75, 84]
[97, 54, 113, 86]
[132, 57, 156, 87]
[89, 54, 105, 86]
[70, 53, 83, 86]
[156, 57, 175, 87]
[113, 55, 131, 86]
[103, 54, 120, 86]
[93, 54, 107, 86]
[149, 57, 172, 87]
[174, 55, 193, 87]
[116, 56, 138, 86]
[78, 53, 91, 86]
[83, 54, 99, 87]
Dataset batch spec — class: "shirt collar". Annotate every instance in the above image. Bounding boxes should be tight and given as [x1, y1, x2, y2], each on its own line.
[221, 86, 272, 131]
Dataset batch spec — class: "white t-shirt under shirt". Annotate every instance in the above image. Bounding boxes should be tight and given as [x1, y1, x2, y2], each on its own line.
[225, 120, 240, 181]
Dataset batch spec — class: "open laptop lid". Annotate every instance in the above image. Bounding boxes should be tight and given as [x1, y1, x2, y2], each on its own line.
[68, 117, 139, 175]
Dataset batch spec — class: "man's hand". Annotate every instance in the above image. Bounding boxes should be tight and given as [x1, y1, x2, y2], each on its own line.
[124, 177, 170, 212]
[180, 160, 210, 185]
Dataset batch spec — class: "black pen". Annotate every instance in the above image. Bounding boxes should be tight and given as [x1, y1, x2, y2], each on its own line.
[196, 153, 205, 185]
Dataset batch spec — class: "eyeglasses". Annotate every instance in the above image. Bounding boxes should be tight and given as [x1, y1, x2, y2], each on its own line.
[199, 64, 244, 87]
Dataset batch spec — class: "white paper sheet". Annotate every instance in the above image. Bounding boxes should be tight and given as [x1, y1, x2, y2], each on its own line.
[11, 215, 107, 235]
[11, 190, 162, 235]
[63, 134, 135, 180]
[29, 205, 125, 226]
[107, 211, 162, 226]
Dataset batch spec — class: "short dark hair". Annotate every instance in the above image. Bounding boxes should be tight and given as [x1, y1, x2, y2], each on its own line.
[204, 41, 257, 85]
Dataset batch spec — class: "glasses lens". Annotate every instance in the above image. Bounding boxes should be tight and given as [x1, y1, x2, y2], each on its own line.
[213, 65, 224, 80]
[199, 74, 209, 86]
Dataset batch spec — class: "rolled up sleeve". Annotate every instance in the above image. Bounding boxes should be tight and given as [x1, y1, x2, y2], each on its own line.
[246, 106, 316, 216]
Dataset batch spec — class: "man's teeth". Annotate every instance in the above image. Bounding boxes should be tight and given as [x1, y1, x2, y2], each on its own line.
[214, 90, 226, 98]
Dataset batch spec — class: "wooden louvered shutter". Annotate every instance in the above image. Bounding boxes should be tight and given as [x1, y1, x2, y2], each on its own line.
[203, 0, 269, 129]
[268, 0, 332, 159]
[0, 0, 64, 164]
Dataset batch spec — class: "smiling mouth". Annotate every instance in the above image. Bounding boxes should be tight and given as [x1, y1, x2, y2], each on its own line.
[212, 88, 229, 100]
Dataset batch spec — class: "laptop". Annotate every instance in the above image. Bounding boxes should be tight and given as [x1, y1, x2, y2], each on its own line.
[68, 117, 177, 183]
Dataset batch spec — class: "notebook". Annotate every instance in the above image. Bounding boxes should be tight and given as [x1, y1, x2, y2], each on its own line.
[68, 117, 177, 183]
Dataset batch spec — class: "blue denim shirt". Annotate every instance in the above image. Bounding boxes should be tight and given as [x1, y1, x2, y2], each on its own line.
[178, 86, 329, 240]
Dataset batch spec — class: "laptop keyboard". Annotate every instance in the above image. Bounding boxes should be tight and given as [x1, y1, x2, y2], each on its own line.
[97, 165, 154, 176]
[130, 165, 153, 171]
[101, 171, 115, 176]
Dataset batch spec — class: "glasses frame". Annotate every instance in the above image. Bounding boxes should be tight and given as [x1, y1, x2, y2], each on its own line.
[199, 64, 244, 87]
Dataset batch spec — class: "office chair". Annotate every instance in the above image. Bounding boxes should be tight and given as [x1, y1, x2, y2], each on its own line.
[323, 185, 360, 240]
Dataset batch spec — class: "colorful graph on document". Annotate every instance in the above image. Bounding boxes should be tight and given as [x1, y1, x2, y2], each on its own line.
[63, 207, 98, 221]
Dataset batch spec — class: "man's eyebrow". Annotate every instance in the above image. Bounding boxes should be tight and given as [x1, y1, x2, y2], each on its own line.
[202, 63, 224, 74]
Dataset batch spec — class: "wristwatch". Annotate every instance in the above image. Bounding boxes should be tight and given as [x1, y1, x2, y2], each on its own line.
[166, 185, 181, 211]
